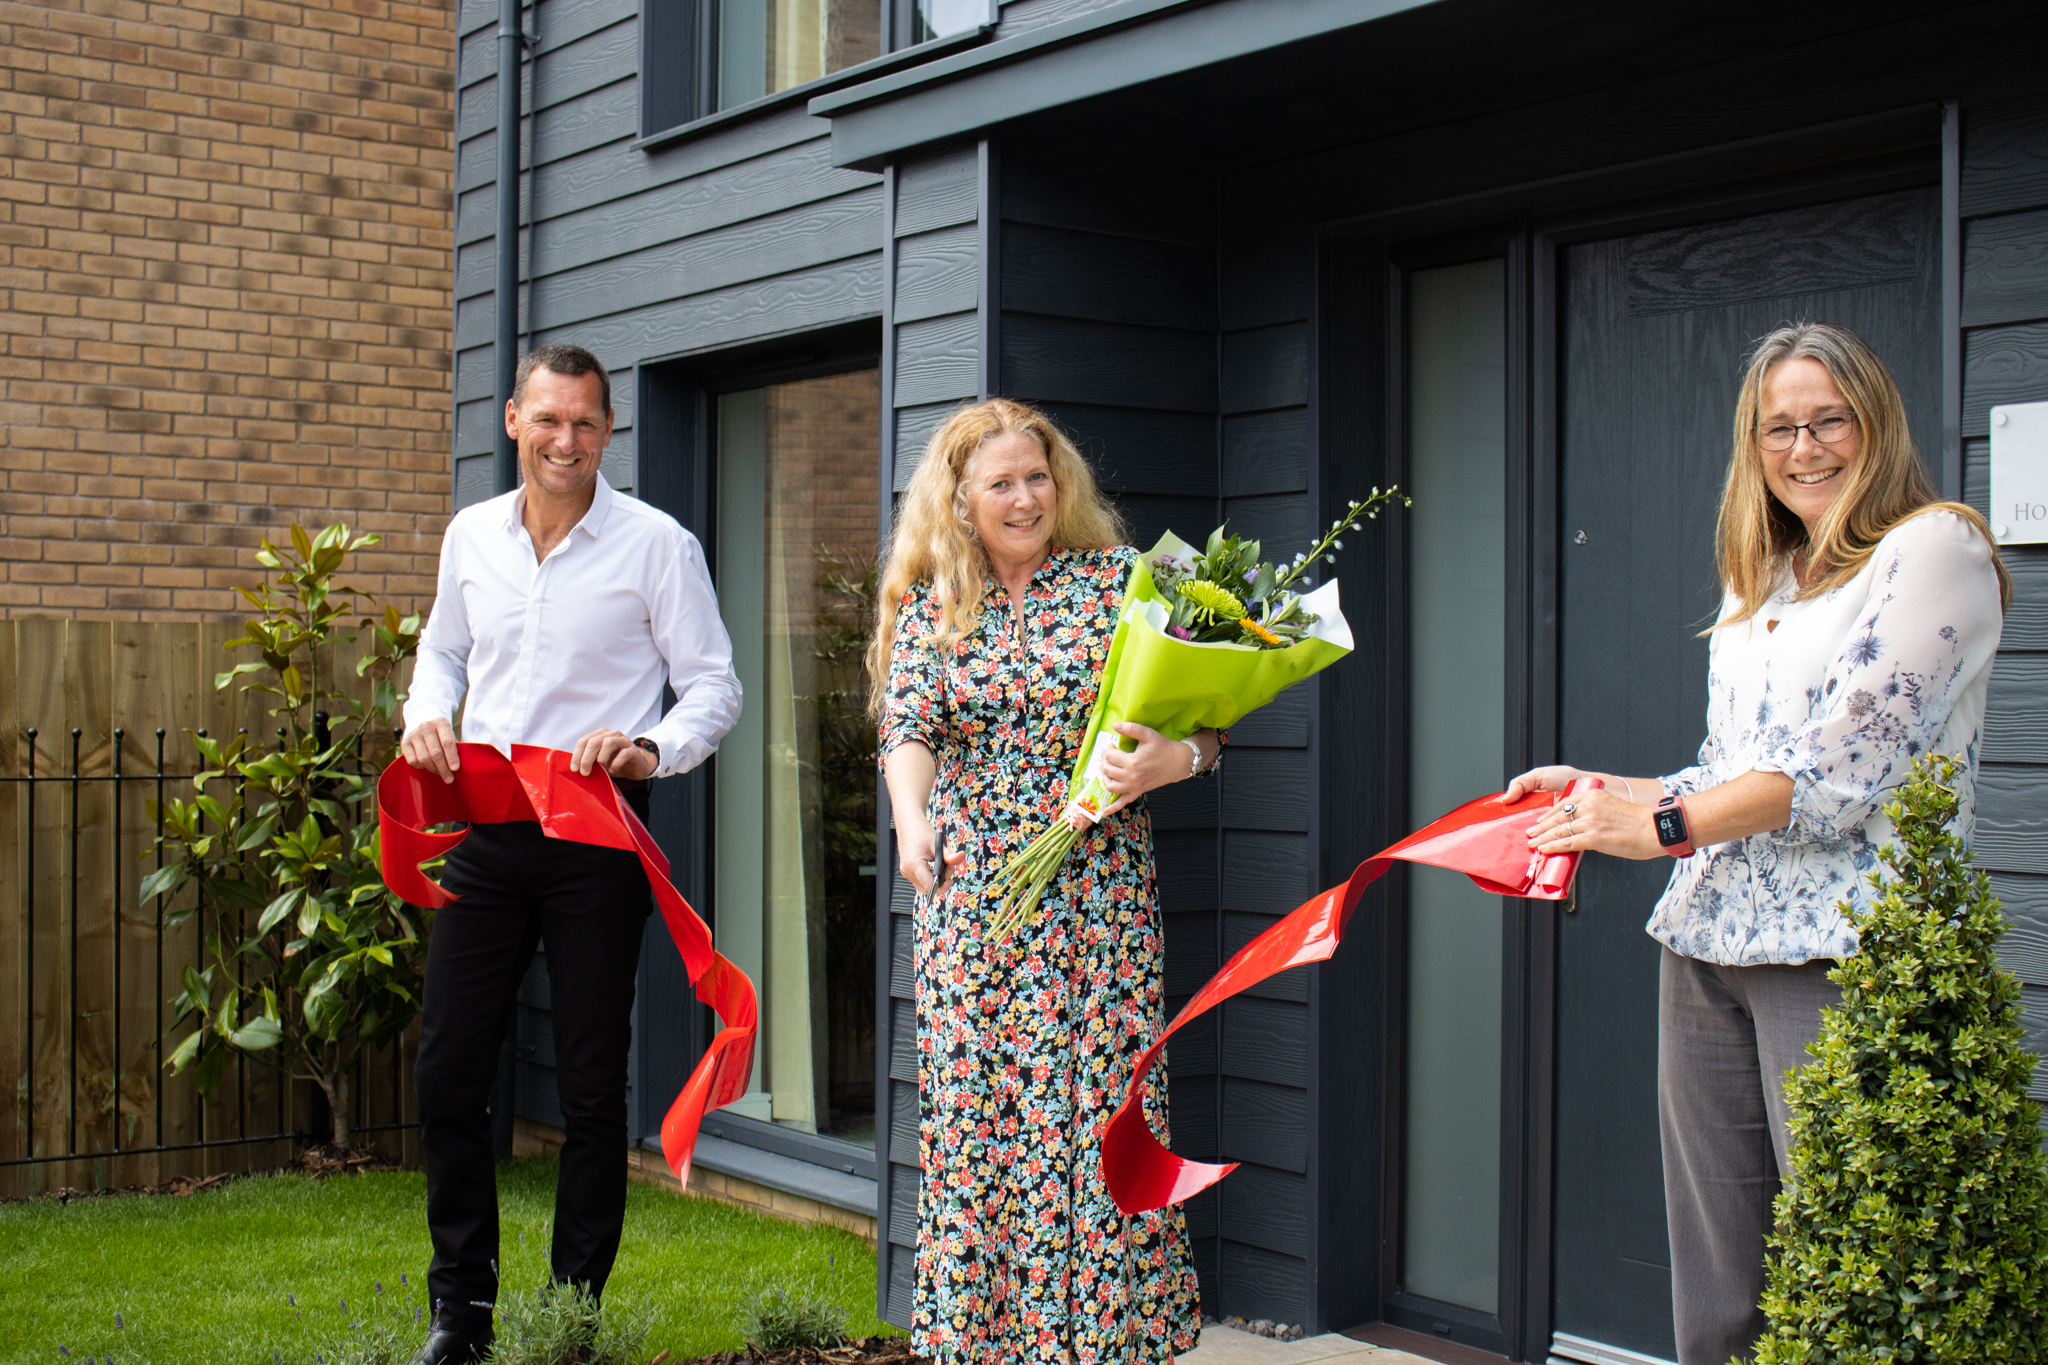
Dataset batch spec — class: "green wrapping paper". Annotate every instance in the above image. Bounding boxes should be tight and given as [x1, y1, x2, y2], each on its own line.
[1060, 530, 1355, 823]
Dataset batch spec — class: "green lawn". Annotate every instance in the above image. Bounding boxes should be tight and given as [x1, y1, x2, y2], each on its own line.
[0, 1156, 889, 1365]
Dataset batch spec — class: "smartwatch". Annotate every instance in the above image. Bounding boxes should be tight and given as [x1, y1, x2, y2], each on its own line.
[632, 736, 661, 765]
[1653, 793, 1694, 857]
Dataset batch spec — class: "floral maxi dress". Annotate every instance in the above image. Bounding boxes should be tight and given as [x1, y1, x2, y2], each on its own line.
[880, 545, 1201, 1365]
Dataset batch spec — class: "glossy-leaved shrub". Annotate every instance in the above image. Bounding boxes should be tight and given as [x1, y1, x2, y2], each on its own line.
[1750, 755, 2048, 1364]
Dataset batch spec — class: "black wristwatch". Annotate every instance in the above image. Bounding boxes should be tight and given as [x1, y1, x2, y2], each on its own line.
[1653, 793, 1694, 857]
[632, 736, 661, 765]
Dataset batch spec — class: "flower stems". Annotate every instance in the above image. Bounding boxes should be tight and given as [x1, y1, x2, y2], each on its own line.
[985, 820, 1080, 945]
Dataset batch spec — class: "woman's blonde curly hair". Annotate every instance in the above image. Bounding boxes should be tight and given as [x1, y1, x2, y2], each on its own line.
[1714, 321, 2009, 628]
[866, 398, 1125, 718]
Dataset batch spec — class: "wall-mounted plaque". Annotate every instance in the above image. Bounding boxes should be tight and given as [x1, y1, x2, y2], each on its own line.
[1990, 401, 2048, 546]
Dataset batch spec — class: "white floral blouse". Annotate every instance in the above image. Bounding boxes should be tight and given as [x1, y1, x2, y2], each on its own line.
[1648, 509, 2004, 966]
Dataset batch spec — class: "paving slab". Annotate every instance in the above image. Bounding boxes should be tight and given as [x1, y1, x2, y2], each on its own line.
[1182, 1323, 1435, 1365]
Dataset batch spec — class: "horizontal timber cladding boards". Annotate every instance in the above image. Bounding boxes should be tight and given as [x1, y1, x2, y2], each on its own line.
[1104, 495, 1216, 552]
[1001, 148, 1214, 249]
[1182, 1186, 1219, 1241]
[1964, 207, 2048, 328]
[1221, 998, 1308, 1087]
[1223, 410, 1310, 497]
[1985, 655, 2048, 762]
[1157, 833, 1220, 914]
[2023, 986, 2048, 1100]
[1962, 321, 2048, 438]
[1030, 405, 1217, 497]
[455, 82, 639, 193]
[1001, 222, 1216, 332]
[519, 192, 883, 336]
[1001, 314, 1215, 413]
[1221, 324, 1310, 415]
[895, 224, 980, 324]
[1219, 1241, 1309, 1326]
[995, 0, 1123, 41]
[1977, 764, 2048, 874]
[1165, 1008, 1219, 1077]
[1219, 749, 1310, 834]
[456, 139, 875, 267]
[891, 402, 966, 487]
[455, 14, 634, 133]
[1997, 873, 2048, 984]
[1219, 1162, 1310, 1259]
[529, 259, 884, 366]
[1224, 912, 1309, 1005]
[1220, 1077, 1308, 1174]
[1147, 774, 1218, 833]
[1963, 97, 2048, 218]
[894, 145, 980, 238]
[1168, 1071, 1219, 1156]
[1222, 833, 1310, 915]
[456, 0, 630, 89]
[894, 312, 981, 409]
[1221, 231, 1314, 334]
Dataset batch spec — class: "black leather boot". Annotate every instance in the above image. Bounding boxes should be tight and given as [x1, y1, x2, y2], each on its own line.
[405, 1309, 494, 1365]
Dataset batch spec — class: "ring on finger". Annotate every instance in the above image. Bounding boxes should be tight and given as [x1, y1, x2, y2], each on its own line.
[1560, 801, 1577, 817]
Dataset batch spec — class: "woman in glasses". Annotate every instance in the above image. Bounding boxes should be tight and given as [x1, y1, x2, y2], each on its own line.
[1505, 321, 2009, 1364]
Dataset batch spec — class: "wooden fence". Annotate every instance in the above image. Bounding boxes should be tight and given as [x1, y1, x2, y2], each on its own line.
[0, 618, 419, 1198]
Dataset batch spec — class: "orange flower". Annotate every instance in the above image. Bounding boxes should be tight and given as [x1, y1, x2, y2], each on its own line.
[1239, 617, 1283, 646]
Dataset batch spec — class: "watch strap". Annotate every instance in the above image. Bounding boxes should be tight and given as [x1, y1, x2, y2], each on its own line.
[1654, 793, 1694, 857]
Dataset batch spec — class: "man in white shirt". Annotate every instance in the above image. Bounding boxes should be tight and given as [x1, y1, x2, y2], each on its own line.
[399, 344, 741, 1365]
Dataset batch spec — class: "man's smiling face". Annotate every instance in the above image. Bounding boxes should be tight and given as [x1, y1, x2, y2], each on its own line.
[509, 367, 613, 501]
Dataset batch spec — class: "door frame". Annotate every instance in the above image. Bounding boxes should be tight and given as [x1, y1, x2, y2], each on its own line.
[1314, 108, 1949, 1361]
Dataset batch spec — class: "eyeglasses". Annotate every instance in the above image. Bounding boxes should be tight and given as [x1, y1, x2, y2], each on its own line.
[1758, 413, 1856, 452]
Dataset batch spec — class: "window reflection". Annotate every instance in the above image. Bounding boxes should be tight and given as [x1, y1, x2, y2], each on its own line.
[718, 0, 883, 109]
[715, 369, 881, 1147]
[914, 0, 984, 41]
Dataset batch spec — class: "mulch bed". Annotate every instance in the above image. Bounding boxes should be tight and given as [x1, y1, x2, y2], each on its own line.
[675, 1338, 922, 1365]
[12, 1142, 400, 1204]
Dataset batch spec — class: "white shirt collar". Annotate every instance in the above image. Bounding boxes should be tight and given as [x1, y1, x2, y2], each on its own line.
[503, 473, 618, 542]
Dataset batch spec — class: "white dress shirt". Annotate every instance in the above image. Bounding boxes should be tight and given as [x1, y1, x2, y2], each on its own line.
[1649, 509, 2003, 966]
[404, 476, 742, 778]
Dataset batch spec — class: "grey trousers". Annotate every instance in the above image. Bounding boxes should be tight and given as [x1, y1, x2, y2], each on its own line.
[1658, 947, 1840, 1365]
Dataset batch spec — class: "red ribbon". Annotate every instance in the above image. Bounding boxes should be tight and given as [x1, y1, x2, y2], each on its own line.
[376, 744, 757, 1187]
[1102, 779, 1602, 1216]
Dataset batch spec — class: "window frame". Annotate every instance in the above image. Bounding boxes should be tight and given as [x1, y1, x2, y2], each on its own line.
[636, 0, 995, 150]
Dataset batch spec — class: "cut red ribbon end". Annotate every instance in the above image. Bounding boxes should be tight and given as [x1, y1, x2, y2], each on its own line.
[377, 744, 756, 1187]
[1101, 779, 1600, 1216]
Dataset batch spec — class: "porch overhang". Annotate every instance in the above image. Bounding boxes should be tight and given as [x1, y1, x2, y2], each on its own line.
[807, 0, 1446, 170]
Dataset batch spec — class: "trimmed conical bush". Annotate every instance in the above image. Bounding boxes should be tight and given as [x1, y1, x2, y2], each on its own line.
[1750, 755, 2048, 1364]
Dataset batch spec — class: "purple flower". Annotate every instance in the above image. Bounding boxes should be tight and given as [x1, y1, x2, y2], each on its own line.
[287, 1295, 296, 1307]
[113, 1315, 122, 1330]
[375, 1282, 384, 1294]
[1168, 626, 1191, 640]
[58, 1348, 70, 1358]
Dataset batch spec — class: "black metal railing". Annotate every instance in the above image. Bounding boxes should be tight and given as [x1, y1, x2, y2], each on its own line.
[3, 724, 413, 1176]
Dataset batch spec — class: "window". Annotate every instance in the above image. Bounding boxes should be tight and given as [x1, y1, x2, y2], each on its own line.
[1402, 258, 1507, 1313]
[713, 368, 882, 1146]
[911, 0, 984, 41]
[717, 0, 882, 110]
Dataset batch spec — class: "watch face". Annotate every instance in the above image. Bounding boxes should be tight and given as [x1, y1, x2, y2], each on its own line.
[1654, 807, 1685, 845]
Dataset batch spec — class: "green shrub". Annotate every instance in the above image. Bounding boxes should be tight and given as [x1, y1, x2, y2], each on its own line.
[1751, 755, 2048, 1363]
[737, 1282, 849, 1352]
[487, 1279, 651, 1365]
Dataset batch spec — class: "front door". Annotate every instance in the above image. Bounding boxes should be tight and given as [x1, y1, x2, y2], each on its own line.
[1550, 186, 1941, 1363]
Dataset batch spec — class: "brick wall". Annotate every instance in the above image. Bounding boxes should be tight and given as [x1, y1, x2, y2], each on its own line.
[0, 0, 456, 620]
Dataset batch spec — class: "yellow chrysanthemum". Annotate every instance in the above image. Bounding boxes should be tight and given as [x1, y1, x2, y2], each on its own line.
[1177, 580, 1247, 621]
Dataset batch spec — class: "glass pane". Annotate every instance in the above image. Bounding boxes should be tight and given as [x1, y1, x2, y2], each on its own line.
[715, 369, 882, 1146]
[1402, 258, 1507, 1313]
[914, 0, 984, 41]
[719, 0, 883, 109]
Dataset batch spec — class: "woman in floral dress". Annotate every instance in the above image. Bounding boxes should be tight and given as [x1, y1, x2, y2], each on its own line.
[1507, 323, 2009, 1365]
[869, 399, 1213, 1364]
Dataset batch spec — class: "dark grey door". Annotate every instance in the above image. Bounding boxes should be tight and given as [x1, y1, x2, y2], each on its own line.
[1552, 186, 1941, 1362]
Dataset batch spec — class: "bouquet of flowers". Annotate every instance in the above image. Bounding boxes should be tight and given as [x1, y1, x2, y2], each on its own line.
[986, 489, 1409, 943]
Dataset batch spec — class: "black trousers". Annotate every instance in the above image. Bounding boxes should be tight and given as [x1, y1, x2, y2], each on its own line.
[414, 796, 651, 1330]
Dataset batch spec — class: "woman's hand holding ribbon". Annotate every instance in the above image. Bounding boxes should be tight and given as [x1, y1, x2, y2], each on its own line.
[1508, 765, 1664, 860]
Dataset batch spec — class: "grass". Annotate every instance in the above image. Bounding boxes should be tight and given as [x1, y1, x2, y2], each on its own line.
[0, 1155, 890, 1365]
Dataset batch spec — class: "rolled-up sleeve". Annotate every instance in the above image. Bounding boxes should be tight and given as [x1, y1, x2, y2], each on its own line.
[878, 587, 943, 760]
[1760, 510, 2003, 844]
[402, 519, 473, 733]
[644, 526, 742, 777]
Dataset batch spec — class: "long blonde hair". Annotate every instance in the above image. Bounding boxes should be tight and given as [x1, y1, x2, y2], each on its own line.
[865, 398, 1125, 717]
[1714, 321, 2010, 627]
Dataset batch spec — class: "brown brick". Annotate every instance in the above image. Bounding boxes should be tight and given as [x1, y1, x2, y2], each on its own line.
[1, 0, 451, 622]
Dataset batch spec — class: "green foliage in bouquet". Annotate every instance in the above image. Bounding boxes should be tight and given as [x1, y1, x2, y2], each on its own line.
[986, 490, 1406, 944]
[1149, 492, 1408, 648]
[145, 523, 423, 1146]
[1749, 754, 2048, 1365]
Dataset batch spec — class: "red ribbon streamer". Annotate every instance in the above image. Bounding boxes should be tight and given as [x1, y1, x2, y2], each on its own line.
[376, 744, 757, 1187]
[1102, 779, 1602, 1216]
